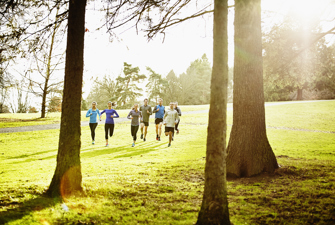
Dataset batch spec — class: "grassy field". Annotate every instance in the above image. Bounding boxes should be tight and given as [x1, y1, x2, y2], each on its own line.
[0, 100, 334, 224]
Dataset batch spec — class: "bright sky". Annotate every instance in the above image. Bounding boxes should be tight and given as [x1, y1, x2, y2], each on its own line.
[82, 0, 335, 99]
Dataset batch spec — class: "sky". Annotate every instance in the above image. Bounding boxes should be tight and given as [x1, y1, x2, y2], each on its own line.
[82, 0, 335, 99]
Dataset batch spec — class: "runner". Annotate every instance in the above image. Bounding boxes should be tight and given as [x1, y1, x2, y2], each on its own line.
[174, 102, 182, 134]
[100, 101, 119, 147]
[140, 98, 152, 142]
[86, 101, 101, 145]
[153, 98, 165, 141]
[163, 102, 179, 147]
[127, 103, 142, 147]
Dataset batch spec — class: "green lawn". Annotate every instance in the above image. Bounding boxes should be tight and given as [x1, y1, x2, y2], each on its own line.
[0, 101, 334, 224]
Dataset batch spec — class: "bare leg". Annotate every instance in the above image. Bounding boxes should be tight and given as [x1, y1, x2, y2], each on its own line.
[169, 131, 172, 144]
[144, 126, 148, 138]
[158, 123, 162, 137]
[140, 123, 144, 135]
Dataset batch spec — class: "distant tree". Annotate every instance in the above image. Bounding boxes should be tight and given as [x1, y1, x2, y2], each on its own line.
[8, 79, 30, 113]
[81, 98, 88, 111]
[164, 70, 181, 104]
[226, 0, 278, 177]
[28, 106, 38, 113]
[116, 62, 146, 107]
[0, 66, 11, 113]
[146, 67, 167, 104]
[197, 0, 230, 223]
[179, 54, 211, 105]
[48, 96, 62, 112]
[27, 6, 66, 118]
[87, 75, 120, 108]
[263, 17, 319, 101]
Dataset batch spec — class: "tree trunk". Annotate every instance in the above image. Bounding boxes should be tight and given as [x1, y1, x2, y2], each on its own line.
[46, 0, 87, 197]
[297, 87, 303, 100]
[226, 0, 278, 177]
[197, 0, 230, 224]
[41, 89, 47, 118]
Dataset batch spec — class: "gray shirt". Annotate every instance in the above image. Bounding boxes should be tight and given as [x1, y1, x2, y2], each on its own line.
[127, 110, 142, 126]
[139, 105, 152, 122]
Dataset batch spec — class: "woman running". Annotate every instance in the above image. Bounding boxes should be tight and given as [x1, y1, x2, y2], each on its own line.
[100, 101, 119, 147]
[86, 101, 100, 145]
[127, 103, 142, 147]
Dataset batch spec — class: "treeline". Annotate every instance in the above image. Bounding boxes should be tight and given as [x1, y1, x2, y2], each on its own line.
[263, 13, 335, 101]
[85, 54, 234, 109]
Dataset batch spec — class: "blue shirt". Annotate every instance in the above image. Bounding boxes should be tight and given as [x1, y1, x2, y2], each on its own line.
[153, 105, 165, 119]
[100, 109, 119, 124]
[86, 108, 100, 123]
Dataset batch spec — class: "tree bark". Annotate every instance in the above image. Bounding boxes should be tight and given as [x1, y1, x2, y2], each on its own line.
[297, 87, 303, 100]
[46, 0, 87, 197]
[197, 1, 230, 224]
[226, 0, 278, 177]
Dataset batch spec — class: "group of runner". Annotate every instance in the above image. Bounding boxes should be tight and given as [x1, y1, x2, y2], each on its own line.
[85, 98, 181, 147]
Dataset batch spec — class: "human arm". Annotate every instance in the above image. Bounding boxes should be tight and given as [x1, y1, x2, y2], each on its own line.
[86, 109, 92, 117]
[178, 107, 182, 116]
[97, 109, 101, 121]
[175, 111, 180, 124]
[127, 111, 133, 119]
[163, 111, 168, 125]
[148, 106, 152, 115]
[100, 110, 105, 119]
[113, 110, 119, 118]
[152, 105, 158, 113]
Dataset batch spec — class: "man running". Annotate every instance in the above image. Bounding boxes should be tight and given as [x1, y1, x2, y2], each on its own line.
[153, 98, 165, 141]
[140, 98, 152, 141]
[174, 102, 182, 134]
[164, 102, 179, 147]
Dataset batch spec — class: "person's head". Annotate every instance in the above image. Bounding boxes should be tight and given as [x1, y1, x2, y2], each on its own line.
[158, 98, 163, 106]
[92, 101, 97, 109]
[107, 101, 116, 109]
[169, 102, 174, 109]
[174, 102, 178, 108]
[133, 103, 139, 111]
[144, 98, 148, 105]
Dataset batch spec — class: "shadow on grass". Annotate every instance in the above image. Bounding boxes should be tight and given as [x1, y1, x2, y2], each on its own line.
[9, 140, 168, 165]
[7, 149, 58, 160]
[0, 194, 60, 224]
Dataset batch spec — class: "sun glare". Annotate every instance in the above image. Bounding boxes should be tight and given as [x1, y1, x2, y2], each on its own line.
[288, 0, 329, 22]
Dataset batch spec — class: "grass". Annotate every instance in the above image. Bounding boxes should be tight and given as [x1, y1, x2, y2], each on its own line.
[0, 100, 335, 224]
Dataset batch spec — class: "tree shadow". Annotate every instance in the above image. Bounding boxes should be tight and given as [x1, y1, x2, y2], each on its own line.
[0, 194, 60, 224]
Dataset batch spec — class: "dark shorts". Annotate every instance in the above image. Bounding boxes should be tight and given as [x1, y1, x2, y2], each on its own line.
[165, 127, 174, 133]
[141, 121, 149, 126]
[155, 118, 163, 125]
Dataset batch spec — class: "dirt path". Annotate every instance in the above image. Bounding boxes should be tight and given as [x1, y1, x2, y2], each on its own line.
[0, 100, 333, 134]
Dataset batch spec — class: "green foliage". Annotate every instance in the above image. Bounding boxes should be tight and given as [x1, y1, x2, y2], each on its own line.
[116, 62, 146, 108]
[48, 96, 61, 112]
[86, 75, 120, 109]
[164, 70, 181, 104]
[263, 15, 335, 101]
[145, 67, 168, 104]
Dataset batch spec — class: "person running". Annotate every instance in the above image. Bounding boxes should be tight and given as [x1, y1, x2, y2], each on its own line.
[127, 103, 142, 147]
[140, 98, 152, 142]
[100, 101, 119, 147]
[174, 102, 182, 134]
[86, 101, 101, 145]
[153, 98, 165, 141]
[163, 102, 179, 147]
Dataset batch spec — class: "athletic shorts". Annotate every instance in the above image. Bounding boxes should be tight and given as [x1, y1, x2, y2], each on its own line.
[165, 127, 174, 133]
[155, 118, 163, 125]
[141, 121, 149, 126]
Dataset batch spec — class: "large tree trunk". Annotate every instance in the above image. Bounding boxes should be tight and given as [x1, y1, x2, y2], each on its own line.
[226, 0, 278, 177]
[46, 0, 87, 197]
[197, 0, 230, 224]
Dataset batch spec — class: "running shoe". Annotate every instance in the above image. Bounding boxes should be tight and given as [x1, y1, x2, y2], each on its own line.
[92, 141, 95, 145]
[140, 134, 143, 139]
[132, 143, 135, 147]
[105, 144, 109, 147]
[177, 130, 179, 134]
[168, 143, 171, 147]
[172, 137, 174, 141]
[158, 137, 161, 141]
[143, 138, 146, 142]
